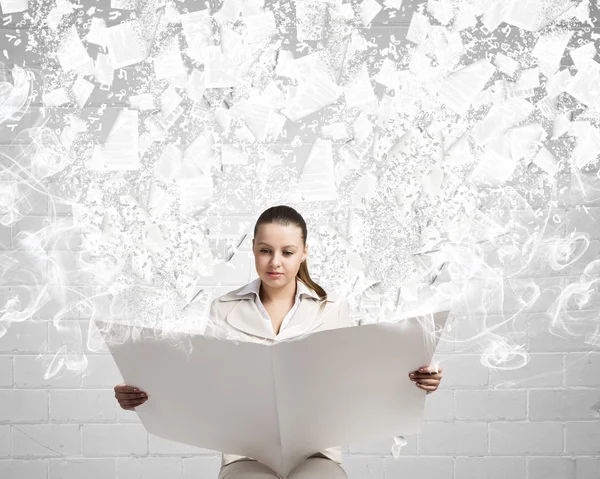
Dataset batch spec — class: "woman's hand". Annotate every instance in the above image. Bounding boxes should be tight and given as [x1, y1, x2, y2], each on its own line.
[114, 383, 148, 410]
[408, 365, 442, 394]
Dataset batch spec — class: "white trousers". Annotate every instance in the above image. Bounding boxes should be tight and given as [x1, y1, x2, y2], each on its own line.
[218, 458, 348, 479]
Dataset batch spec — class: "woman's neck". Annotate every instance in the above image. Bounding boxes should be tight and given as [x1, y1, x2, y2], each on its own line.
[259, 278, 297, 304]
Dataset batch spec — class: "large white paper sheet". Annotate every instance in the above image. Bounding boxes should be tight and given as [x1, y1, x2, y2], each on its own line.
[96, 311, 449, 478]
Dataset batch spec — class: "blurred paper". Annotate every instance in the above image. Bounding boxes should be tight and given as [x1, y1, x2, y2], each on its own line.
[295, 138, 337, 202]
[87, 109, 139, 171]
[0, 0, 28, 14]
[105, 21, 148, 69]
[437, 59, 495, 115]
[565, 59, 600, 108]
[97, 310, 449, 479]
[531, 30, 572, 78]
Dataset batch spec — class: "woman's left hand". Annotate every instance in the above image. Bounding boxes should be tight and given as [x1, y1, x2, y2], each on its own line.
[408, 365, 442, 394]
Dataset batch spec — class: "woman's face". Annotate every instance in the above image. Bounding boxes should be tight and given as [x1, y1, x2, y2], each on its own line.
[252, 223, 308, 288]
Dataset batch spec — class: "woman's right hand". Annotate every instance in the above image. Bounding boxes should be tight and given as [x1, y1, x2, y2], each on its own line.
[114, 382, 148, 410]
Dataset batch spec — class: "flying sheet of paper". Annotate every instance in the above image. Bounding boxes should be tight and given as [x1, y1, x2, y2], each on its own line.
[96, 310, 449, 479]
[86, 109, 139, 171]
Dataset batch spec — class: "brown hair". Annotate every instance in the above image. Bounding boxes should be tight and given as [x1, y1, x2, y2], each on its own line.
[254, 205, 327, 307]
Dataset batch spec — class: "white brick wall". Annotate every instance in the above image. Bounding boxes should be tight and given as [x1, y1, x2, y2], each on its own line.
[2, 2, 600, 479]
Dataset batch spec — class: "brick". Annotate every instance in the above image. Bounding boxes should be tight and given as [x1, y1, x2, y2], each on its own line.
[0, 356, 12, 387]
[433, 353, 489, 388]
[565, 240, 600, 275]
[455, 456, 525, 479]
[0, 459, 47, 479]
[423, 390, 454, 421]
[338, 456, 383, 479]
[490, 422, 563, 455]
[49, 458, 116, 479]
[12, 424, 80, 457]
[0, 390, 48, 422]
[348, 434, 417, 455]
[565, 422, 600, 454]
[576, 457, 600, 479]
[528, 456, 576, 479]
[82, 424, 147, 456]
[529, 389, 600, 420]
[418, 422, 487, 455]
[117, 457, 183, 479]
[48, 320, 109, 354]
[384, 456, 453, 478]
[566, 352, 600, 386]
[0, 320, 47, 353]
[182, 456, 223, 479]
[529, 312, 598, 352]
[489, 353, 563, 388]
[0, 425, 9, 457]
[14, 355, 81, 388]
[455, 390, 527, 420]
[50, 390, 117, 422]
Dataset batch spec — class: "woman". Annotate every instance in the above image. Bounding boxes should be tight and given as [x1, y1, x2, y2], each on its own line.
[115, 205, 443, 478]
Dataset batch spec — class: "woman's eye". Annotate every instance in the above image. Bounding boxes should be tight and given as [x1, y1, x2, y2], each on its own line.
[259, 250, 293, 255]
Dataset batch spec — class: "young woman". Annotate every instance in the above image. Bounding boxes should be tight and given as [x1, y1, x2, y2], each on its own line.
[115, 205, 443, 478]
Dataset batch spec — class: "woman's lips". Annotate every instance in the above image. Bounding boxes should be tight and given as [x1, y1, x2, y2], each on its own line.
[267, 272, 282, 278]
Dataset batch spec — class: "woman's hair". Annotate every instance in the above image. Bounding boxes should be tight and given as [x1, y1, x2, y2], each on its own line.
[254, 205, 328, 304]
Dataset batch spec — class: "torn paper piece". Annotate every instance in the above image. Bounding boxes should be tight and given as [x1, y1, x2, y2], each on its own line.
[473, 98, 534, 146]
[87, 109, 139, 171]
[129, 93, 156, 111]
[531, 30, 573, 78]
[215, 0, 243, 23]
[105, 21, 148, 69]
[535, 95, 558, 120]
[344, 64, 378, 114]
[42, 87, 70, 107]
[244, 11, 277, 44]
[452, 3, 477, 31]
[178, 176, 214, 218]
[504, 123, 546, 161]
[0, 0, 28, 14]
[282, 71, 342, 122]
[85, 17, 108, 47]
[552, 111, 571, 139]
[148, 183, 176, 218]
[375, 58, 399, 90]
[221, 144, 249, 165]
[571, 121, 600, 169]
[93, 52, 114, 86]
[181, 9, 213, 62]
[352, 114, 374, 145]
[470, 139, 517, 186]
[154, 143, 183, 181]
[437, 59, 496, 115]
[480, 1, 506, 32]
[383, 0, 403, 9]
[565, 59, 600, 108]
[296, 0, 327, 41]
[569, 42, 597, 70]
[72, 76, 94, 108]
[352, 172, 378, 206]
[532, 147, 558, 176]
[322, 122, 350, 141]
[427, 0, 455, 25]
[504, 0, 576, 31]
[546, 69, 572, 99]
[406, 12, 431, 44]
[160, 87, 183, 119]
[493, 53, 519, 77]
[293, 53, 333, 85]
[203, 46, 238, 88]
[275, 50, 296, 79]
[360, 0, 382, 26]
[154, 40, 186, 80]
[185, 69, 206, 103]
[295, 139, 337, 202]
[515, 68, 540, 91]
[57, 25, 93, 73]
[184, 130, 216, 176]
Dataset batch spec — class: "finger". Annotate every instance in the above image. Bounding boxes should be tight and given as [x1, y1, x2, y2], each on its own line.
[117, 385, 143, 393]
[121, 398, 147, 406]
[415, 378, 439, 386]
[116, 392, 147, 399]
[417, 366, 441, 374]
[412, 373, 442, 380]
[415, 383, 437, 390]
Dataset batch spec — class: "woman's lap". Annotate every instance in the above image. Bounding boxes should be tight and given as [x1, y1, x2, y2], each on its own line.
[218, 458, 347, 479]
